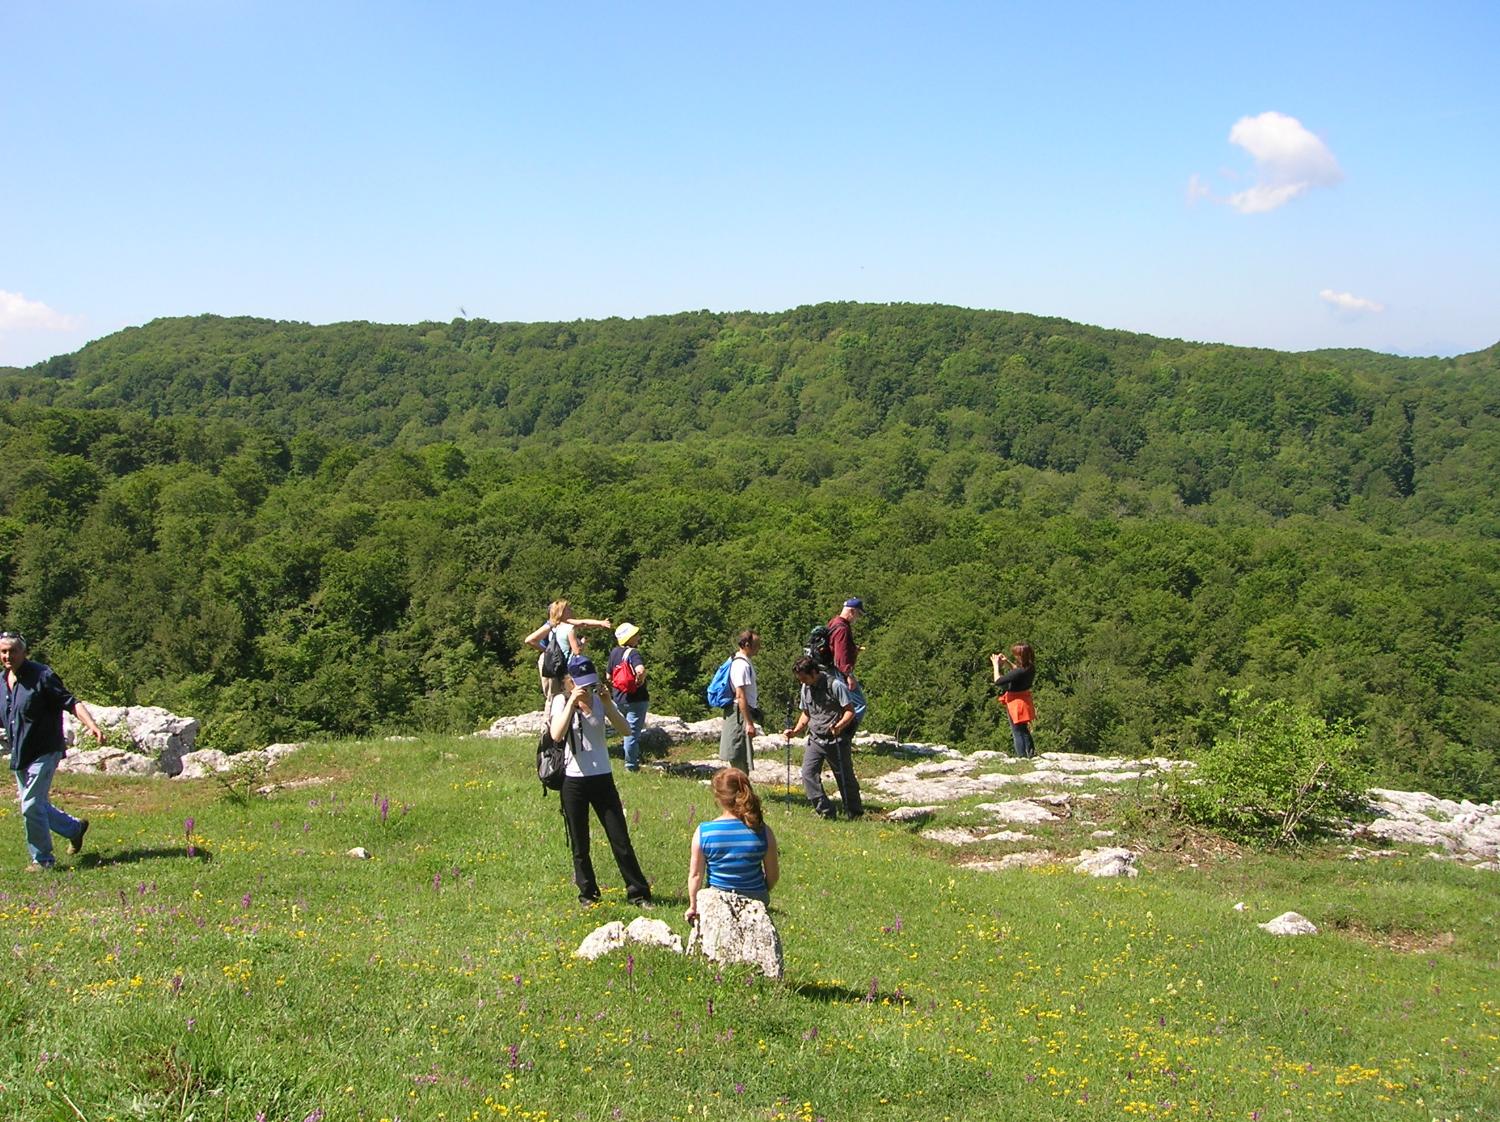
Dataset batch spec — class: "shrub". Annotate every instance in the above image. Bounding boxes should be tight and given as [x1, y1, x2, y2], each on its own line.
[1172, 689, 1371, 846]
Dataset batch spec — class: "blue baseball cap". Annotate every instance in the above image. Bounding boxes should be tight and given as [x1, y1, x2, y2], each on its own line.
[566, 655, 599, 687]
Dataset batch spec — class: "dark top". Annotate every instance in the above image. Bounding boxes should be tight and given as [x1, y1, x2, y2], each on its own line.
[827, 615, 858, 677]
[993, 665, 1036, 693]
[799, 671, 853, 740]
[607, 645, 649, 706]
[4, 660, 82, 772]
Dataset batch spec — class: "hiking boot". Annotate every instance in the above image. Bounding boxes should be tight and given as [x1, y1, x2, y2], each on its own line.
[68, 819, 90, 856]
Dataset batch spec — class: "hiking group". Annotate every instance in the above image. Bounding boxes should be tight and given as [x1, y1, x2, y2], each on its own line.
[527, 593, 1040, 908]
[5, 593, 1033, 907]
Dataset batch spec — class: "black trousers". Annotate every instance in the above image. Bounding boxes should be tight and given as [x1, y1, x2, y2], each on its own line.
[560, 772, 651, 902]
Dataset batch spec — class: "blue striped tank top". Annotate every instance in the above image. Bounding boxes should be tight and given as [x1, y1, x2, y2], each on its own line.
[696, 817, 768, 894]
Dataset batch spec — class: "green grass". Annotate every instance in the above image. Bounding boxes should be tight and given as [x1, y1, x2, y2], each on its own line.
[2, 736, 1496, 1122]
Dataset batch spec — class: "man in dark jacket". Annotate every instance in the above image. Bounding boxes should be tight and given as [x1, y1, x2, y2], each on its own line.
[2, 632, 104, 869]
[826, 597, 868, 730]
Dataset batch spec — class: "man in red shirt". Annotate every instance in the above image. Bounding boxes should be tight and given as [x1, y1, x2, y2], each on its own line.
[826, 597, 868, 731]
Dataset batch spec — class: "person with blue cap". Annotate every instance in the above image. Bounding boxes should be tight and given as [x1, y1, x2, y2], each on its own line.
[547, 653, 653, 907]
[825, 597, 868, 730]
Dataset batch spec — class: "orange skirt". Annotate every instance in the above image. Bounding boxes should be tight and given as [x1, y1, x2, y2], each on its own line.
[1002, 690, 1035, 725]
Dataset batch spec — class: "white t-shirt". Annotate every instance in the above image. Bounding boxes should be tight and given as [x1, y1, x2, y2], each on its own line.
[729, 653, 758, 709]
[548, 691, 611, 777]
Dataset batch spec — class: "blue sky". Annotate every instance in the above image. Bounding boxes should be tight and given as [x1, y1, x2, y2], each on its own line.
[3, 0, 1496, 366]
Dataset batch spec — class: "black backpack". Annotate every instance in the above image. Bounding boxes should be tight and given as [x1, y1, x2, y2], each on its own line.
[536, 722, 569, 793]
[540, 632, 569, 679]
[805, 624, 834, 668]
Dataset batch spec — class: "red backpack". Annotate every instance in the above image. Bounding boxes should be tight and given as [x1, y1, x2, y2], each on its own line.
[610, 656, 639, 694]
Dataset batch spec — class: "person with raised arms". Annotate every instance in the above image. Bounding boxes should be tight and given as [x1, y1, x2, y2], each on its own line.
[991, 641, 1037, 759]
[525, 599, 613, 700]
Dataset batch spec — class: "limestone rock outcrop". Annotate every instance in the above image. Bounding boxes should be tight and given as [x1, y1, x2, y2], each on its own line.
[687, 887, 783, 979]
[62, 705, 199, 776]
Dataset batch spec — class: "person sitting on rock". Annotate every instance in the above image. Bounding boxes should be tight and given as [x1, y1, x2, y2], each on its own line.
[686, 767, 779, 923]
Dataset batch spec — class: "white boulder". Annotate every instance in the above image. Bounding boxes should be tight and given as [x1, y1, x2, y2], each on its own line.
[1259, 911, 1319, 936]
[1074, 847, 1138, 877]
[687, 888, 783, 979]
[63, 704, 199, 776]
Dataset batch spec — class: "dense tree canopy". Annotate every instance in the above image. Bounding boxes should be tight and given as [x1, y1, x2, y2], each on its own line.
[2, 304, 1497, 798]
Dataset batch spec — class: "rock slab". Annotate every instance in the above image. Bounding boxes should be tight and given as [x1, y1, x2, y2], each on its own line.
[62, 704, 200, 776]
[687, 887, 783, 979]
[1259, 911, 1319, 936]
[575, 916, 686, 961]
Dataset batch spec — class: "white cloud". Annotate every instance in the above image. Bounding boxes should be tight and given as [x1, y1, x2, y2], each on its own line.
[1320, 288, 1385, 315]
[0, 290, 78, 332]
[1190, 111, 1343, 214]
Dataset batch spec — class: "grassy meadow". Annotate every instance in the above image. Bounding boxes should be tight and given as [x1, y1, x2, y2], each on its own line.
[1, 735, 1496, 1122]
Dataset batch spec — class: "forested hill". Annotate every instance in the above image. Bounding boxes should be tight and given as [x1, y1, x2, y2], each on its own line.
[2, 304, 1497, 799]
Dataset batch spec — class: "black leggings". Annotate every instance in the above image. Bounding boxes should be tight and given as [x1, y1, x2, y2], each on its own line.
[560, 773, 651, 902]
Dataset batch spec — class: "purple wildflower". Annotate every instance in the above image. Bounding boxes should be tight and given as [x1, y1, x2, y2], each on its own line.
[380, 797, 390, 825]
[433, 872, 442, 890]
[508, 1043, 520, 1068]
[303, 1110, 325, 1122]
[865, 977, 878, 1003]
[241, 893, 252, 909]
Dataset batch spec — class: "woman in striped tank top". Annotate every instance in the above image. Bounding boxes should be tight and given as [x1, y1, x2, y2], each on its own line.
[685, 768, 780, 923]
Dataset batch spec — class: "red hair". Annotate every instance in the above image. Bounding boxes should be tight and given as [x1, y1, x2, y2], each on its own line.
[712, 767, 764, 832]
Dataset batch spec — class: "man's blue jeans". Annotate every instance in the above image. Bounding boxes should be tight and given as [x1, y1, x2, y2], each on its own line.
[14, 751, 82, 867]
[620, 700, 649, 771]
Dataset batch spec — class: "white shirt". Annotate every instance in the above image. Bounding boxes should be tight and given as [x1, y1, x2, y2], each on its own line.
[729, 653, 758, 709]
[548, 690, 612, 777]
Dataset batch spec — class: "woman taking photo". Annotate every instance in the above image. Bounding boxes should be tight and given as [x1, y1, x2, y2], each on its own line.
[548, 654, 652, 907]
[990, 641, 1037, 759]
[685, 767, 780, 924]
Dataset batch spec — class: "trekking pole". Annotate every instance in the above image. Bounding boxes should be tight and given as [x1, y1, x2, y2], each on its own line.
[783, 691, 795, 803]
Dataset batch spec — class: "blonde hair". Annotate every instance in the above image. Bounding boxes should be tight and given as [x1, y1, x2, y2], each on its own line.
[549, 599, 571, 626]
[712, 767, 764, 832]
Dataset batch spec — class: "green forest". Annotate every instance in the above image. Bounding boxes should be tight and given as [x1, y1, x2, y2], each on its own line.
[1, 303, 1497, 799]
